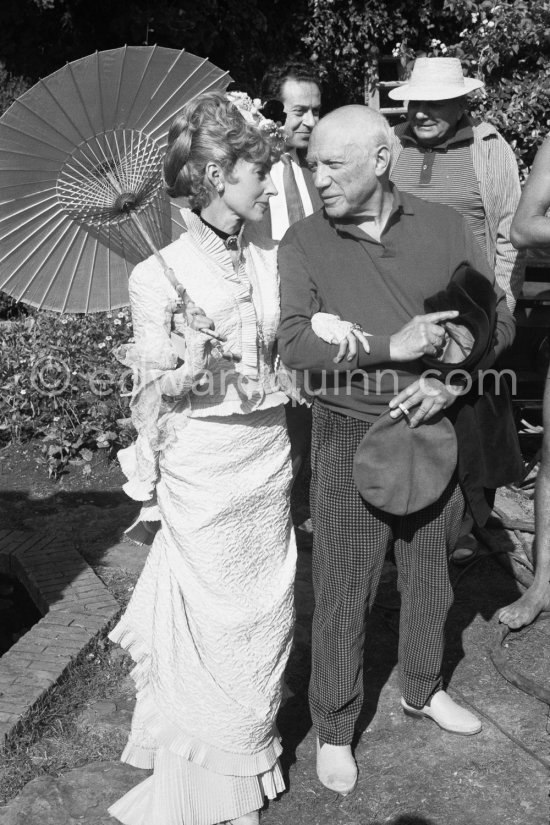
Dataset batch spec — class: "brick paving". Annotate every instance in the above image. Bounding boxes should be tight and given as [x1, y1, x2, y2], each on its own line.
[0, 529, 119, 745]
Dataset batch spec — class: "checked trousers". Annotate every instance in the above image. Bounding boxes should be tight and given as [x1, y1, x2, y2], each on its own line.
[309, 402, 465, 746]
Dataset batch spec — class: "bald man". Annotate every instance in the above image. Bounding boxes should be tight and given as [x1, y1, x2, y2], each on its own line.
[277, 106, 515, 793]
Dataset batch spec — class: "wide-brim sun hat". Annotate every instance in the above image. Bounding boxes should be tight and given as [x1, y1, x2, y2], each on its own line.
[388, 57, 484, 101]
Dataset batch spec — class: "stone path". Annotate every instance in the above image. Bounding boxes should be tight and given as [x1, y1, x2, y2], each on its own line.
[0, 525, 549, 825]
[0, 530, 119, 745]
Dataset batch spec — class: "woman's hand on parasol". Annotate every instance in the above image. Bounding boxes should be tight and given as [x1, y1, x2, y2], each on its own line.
[172, 294, 241, 362]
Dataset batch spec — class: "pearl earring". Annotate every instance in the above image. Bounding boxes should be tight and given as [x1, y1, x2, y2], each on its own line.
[215, 182, 224, 194]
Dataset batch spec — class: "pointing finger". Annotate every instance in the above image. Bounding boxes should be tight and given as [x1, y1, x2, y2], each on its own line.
[422, 310, 460, 323]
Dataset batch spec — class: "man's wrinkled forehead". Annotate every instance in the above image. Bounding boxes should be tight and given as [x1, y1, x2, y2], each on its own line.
[307, 132, 362, 163]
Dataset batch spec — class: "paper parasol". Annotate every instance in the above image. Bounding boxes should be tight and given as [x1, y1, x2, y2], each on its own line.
[0, 46, 231, 313]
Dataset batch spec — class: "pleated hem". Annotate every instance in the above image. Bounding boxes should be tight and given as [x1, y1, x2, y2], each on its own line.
[108, 755, 285, 825]
[109, 618, 283, 778]
[109, 776, 153, 825]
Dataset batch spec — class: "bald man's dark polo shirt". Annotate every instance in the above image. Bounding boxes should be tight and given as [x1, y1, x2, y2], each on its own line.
[277, 187, 514, 422]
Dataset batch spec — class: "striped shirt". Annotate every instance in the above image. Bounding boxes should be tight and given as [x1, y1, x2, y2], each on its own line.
[390, 117, 525, 312]
[391, 125, 487, 258]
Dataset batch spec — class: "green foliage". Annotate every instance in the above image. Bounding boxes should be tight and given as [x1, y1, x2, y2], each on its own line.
[0, 63, 30, 116]
[305, 0, 550, 173]
[0, 0, 307, 99]
[0, 309, 135, 477]
[1, 0, 548, 169]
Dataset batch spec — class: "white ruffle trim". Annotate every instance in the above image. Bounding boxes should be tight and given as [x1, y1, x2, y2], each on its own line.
[118, 444, 156, 502]
[108, 757, 285, 825]
[109, 620, 283, 778]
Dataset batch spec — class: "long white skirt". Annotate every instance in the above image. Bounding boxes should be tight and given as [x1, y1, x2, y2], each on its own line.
[108, 406, 296, 825]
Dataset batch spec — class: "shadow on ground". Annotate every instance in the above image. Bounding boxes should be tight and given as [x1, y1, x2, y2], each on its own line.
[274, 538, 548, 825]
[1, 448, 548, 825]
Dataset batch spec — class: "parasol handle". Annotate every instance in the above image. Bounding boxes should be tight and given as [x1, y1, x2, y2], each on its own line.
[125, 211, 185, 299]
[106, 169, 186, 304]
[126, 210, 224, 343]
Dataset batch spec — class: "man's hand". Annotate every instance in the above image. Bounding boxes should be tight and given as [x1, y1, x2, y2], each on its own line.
[388, 376, 460, 428]
[389, 311, 459, 361]
[333, 327, 371, 363]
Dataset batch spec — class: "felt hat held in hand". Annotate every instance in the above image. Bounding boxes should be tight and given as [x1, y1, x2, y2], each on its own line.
[353, 410, 458, 516]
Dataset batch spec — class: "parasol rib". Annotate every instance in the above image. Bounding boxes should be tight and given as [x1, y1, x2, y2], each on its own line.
[82, 232, 98, 314]
[104, 131, 132, 193]
[39, 226, 89, 310]
[0, 212, 75, 286]
[112, 45, 127, 130]
[6, 217, 80, 297]
[139, 52, 207, 132]
[95, 52, 106, 136]
[11, 220, 80, 302]
[0, 185, 58, 204]
[141, 64, 231, 139]
[59, 231, 100, 313]
[122, 46, 159, 134]
[0, 113, 75, 158]
[102, 229, 111, 311]
[0, 190, 59, 214]
[31, 81, 89, 144]
[0, 201, 68, 250]
[148, 70, 233, 144]
[0, 194, 58, 228]
[27, 224, 81, 305]
[66, 61, 97, 138]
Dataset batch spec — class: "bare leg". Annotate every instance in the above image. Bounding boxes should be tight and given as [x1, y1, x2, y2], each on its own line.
[498, 579, 550, 629]
[499, 369, 550, 629]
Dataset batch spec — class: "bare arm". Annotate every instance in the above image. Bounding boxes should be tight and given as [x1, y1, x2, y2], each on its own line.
[511, 137, 550, 249]
[499, 363, 550, 628]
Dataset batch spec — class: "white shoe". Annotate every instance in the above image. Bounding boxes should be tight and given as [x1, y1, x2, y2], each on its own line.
[401, 690, 482, 735]
[316, 738, 358, 794]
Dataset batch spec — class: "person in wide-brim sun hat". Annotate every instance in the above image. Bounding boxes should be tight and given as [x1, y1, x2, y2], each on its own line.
[388, 56, 484, 101]
[388, 56, 524, 567]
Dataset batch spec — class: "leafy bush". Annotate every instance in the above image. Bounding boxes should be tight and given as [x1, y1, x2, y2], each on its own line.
[305, 0, 550, 175]
[0, 308, 135, 477]
[0, 61, 29, 116]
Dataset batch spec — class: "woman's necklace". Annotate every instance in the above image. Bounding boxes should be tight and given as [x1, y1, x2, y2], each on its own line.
[198, 214, 240, 251]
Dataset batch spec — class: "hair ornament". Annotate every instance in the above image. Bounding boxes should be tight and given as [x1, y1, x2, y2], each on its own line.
[226, 91, 287, 151]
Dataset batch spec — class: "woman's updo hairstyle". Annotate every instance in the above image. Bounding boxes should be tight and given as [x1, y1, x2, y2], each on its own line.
[164, 91, 281, 209]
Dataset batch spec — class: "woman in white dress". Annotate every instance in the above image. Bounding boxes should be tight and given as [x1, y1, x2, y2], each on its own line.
[108, 92, 296, 825]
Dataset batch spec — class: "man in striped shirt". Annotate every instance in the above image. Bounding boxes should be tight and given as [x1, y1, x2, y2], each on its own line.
[389, 57, 524, 564]
[388, 57, 524, 314]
